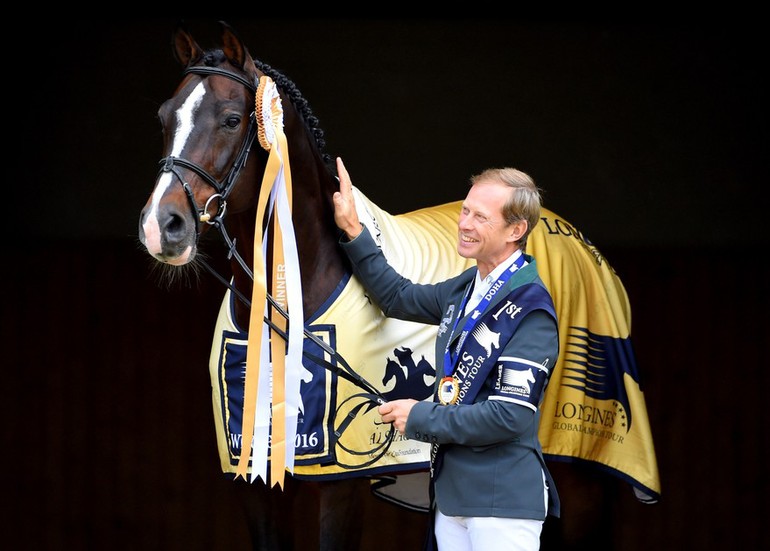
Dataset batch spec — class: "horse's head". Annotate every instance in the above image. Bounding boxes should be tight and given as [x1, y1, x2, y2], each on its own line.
[139, 21, 264, 267]
[139, 21, 348, 324]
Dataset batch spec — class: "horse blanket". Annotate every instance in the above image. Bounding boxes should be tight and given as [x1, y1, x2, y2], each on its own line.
[208, 188, 661, 505]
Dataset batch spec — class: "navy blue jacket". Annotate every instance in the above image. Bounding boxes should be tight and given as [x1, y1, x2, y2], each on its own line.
[341, 227, 560, 520]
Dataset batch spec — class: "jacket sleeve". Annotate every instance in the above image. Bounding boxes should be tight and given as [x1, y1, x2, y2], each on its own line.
[405, 309, 557, 447]
[340, 225, 471, 325]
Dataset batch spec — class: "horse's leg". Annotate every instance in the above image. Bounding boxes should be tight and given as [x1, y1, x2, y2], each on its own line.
[317, 478, 369, 551]
[540, 461, 619, 551]
[233, 476, 304, 551]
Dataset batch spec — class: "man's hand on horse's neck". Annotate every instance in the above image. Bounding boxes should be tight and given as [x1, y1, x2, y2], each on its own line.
[333, 157, 364, 241]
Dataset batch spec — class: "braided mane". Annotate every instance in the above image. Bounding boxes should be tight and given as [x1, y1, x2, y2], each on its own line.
[198, 49, 332, 166]
[253, 58, 331, 163]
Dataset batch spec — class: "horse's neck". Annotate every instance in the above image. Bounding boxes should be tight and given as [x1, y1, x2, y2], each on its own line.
[228, 157, 347, 329]
[291, 158, 348, 315]
[228, 167, 467, 331]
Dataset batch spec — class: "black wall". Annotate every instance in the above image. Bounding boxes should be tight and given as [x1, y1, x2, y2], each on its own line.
[18, 18, 765, 249]
[6, 19, 767, 550]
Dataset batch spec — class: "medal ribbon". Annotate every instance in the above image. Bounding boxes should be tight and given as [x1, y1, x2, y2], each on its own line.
[431, 278, 556, 481]
[442, 254, 526, 378]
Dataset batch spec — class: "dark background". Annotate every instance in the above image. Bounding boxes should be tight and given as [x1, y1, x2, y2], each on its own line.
[5, 18, 767, 550]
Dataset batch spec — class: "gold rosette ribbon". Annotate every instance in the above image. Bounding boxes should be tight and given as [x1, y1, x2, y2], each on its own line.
[236, 76, 304, 489]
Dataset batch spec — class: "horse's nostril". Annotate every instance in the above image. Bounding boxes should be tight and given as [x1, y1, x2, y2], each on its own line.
[165, 213, 185, 235]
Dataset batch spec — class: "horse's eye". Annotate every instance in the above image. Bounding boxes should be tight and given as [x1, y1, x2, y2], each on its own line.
[225, 115, 241, 129]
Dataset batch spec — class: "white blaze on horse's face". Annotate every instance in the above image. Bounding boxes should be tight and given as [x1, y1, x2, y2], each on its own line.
[142, 83, 206, 265]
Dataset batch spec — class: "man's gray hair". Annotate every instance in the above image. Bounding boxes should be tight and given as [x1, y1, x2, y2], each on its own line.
[469, 167, 542, 251]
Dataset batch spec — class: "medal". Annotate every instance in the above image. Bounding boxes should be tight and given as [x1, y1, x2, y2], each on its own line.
[438, 376, 460, 405]
[441, 256, 525, 408]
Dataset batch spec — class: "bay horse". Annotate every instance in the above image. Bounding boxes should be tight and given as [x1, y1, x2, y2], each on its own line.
[138, 21, 659, 551]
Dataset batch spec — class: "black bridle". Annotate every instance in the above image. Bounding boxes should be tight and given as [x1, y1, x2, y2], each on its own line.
[157, 64, 393, 469]
[157, 66, 259, 244]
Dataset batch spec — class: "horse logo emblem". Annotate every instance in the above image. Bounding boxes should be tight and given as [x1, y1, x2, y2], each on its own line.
[502, 367, 536, 392]
[438, 305, 455, 337]
[471, 323, 500, 356]
[381, 346, 435, 402]
[563, 326, 638, 432]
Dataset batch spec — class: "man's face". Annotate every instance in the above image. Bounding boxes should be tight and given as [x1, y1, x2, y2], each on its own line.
[457, 180, 520, 270]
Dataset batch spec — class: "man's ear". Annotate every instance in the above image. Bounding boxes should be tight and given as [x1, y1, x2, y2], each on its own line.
[509, 220, 528, 243]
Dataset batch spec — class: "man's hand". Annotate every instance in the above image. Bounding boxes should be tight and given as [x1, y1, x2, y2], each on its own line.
[378, 399, 418, 435]
[332, 157, 363, 240]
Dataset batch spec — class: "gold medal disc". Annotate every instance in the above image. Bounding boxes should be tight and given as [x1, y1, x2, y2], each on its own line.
[438, 376, 460, 405]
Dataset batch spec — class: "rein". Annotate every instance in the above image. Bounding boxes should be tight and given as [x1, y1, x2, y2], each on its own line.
[163, 63, 393, 470]
[198, 256, 385, 403]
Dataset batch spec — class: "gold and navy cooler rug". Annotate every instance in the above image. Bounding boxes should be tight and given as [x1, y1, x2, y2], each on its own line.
[208, 190, 661, 504]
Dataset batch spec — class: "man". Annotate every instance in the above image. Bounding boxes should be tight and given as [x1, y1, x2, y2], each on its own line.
[332, 157, 560, 551]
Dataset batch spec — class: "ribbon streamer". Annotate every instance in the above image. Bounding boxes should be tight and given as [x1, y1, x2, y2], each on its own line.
[235, 76, 303, 489]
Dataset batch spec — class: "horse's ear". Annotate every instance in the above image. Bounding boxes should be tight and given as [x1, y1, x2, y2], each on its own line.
[172, 23, 203, 67]
[219, 21, 257, 74]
